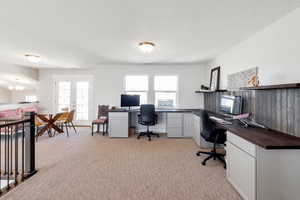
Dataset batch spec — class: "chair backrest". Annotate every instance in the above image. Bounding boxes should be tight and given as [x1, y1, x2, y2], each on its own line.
[66, 110, 75, 123]
[58, 112, 69, 122]
[199, 110, 217, 141]
[98, 105, 109, 118]
[140, 104, 156, 123]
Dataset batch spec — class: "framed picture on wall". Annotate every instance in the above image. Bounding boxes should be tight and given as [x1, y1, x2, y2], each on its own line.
[210, 66, 220, 91]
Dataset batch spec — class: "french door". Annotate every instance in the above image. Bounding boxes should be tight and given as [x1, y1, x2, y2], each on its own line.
[53, 75, 94, 125]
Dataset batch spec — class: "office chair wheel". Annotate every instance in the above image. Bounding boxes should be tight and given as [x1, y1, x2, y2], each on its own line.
[196, 152, 201, 156]
[137, 136, 140, 139]
[201, 161, 206, 166]
[148, 137, 151, 141]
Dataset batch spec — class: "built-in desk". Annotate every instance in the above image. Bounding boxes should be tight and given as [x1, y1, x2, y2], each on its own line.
[193, 110, 300, 200]
[108, 108, 201, 140]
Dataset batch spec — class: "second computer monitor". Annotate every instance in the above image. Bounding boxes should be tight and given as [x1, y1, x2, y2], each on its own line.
[219, 95, 242, 115]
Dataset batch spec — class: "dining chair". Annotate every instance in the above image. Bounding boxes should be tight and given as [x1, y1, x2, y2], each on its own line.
[64, 110, 77, 136]
[54, 112, 69, 136]
[92, 105, 109, 136]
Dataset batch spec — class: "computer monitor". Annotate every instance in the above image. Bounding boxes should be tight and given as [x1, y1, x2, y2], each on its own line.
[219, 95, 242, 115]
[121, 94, 140, 108]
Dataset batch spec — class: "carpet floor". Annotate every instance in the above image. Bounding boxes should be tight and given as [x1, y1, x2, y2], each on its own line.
[1, 128, 241, 200]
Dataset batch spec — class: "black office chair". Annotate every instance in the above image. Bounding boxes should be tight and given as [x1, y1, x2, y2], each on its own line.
[196, 110, 227, 168]
[137, 104, 159, 141]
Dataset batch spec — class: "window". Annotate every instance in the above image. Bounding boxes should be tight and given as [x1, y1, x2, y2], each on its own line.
[125, 76, 148, 104]
[25, 95, 37, 102]
[154, 76, 178, 107]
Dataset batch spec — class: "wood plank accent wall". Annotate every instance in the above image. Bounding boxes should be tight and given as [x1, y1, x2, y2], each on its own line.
[204, 89, 300, 137]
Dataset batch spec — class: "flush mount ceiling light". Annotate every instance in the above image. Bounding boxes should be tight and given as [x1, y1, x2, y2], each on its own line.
[138, 42, 155, 53]
[25, 54, 41, 63]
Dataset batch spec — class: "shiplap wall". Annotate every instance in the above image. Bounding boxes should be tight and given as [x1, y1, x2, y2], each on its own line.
[204, 89, 300, 137]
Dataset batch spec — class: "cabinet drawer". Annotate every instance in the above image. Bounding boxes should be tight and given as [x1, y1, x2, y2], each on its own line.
[109, 112, 128, 118]
[227, 131, 256, 157]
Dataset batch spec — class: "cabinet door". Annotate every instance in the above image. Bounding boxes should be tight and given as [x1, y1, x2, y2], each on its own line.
[183, 113, 193, 137]
[167, 127, 183, 137]
[109, 118, 128, 137]
[227, 142, 256, 200]
[193, 115, 201, 146]
[167, 113, 183, 127]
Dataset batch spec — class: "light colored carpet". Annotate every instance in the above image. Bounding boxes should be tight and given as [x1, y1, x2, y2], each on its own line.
[2, 128, 241, 200]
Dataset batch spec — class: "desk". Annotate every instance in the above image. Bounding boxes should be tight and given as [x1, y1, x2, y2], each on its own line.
[108, 108, 200, 139]
[195, 110, 300, 200]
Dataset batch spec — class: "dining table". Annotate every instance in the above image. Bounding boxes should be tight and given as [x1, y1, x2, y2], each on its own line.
[36, 113, 64, 137]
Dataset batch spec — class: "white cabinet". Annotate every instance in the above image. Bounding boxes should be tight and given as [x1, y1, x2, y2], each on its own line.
[226, 142, 256, 200]
[108, 112, 128, 137]
[167, 113, 183, 137]
[193, 115, 201, 146]
[226, 131, 300, 200]
[183, 113, 193, 137]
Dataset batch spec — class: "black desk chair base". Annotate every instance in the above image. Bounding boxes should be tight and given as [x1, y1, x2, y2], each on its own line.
[137, 127, 159, 141]
[196, 150, 226, 169]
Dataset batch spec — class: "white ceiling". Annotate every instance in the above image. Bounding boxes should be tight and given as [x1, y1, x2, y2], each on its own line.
[0, 0, 299, 69]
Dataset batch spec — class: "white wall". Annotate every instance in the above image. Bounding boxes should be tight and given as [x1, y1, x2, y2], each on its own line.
[0, 62, 39, 91]
[207, 7, 300, 89]
[0, 87, 12, 104]
[38, 64, 206, 114]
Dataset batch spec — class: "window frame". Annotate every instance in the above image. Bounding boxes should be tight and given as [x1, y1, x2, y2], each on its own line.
[154, 75, 179, 107]
[124, 75, 149, 104]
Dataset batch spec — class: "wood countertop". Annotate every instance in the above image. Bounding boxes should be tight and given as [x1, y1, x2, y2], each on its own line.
[193, 110, 300, 150]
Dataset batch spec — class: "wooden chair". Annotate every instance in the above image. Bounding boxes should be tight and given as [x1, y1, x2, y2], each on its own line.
[54, 112, 69, 136]
[57, 110, 77, 137]
[92, 105, 109, 136]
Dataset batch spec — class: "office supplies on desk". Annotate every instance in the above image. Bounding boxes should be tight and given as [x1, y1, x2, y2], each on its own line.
[232, 113, 250, 119]
[209, 116, 232, 125]
[239, 118, 267, 129]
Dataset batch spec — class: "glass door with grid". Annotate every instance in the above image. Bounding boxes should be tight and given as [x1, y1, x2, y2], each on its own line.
[54, 76, 93, 125]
